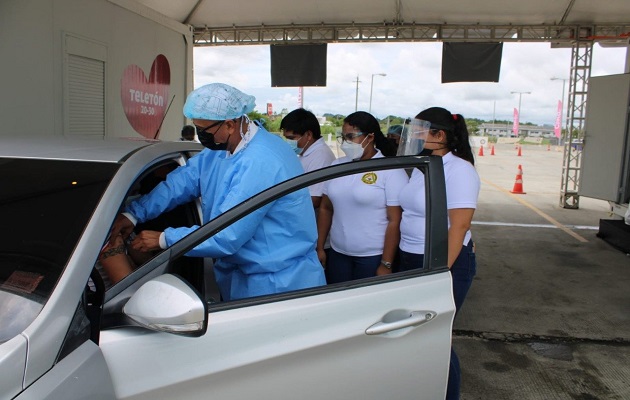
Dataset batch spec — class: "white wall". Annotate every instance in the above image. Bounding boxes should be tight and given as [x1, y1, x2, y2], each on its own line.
[0, 0, 56, 135]
[0, 0, 192, 140]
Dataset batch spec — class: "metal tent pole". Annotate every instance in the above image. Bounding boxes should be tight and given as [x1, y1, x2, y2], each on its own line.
[560, 40, 593, 209]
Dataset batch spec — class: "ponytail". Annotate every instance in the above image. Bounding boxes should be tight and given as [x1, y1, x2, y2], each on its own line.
[373, 130, 397, 156]
[450, 114, 475, 166]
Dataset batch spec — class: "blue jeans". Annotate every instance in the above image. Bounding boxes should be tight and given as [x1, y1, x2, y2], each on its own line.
[395, 249, 425, 272]
[397, 241, 477, 400]
[447, 240, 476, 400]
[325, 248, 381, 284]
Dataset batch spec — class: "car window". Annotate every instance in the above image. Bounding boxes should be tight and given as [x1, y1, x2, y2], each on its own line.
[101, 156, 447, 319]
[0, 158, 119, 344]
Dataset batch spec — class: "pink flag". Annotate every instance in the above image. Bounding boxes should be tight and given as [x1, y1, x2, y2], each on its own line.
[512, 108, 519, 137]
[554, 100, 562, 138]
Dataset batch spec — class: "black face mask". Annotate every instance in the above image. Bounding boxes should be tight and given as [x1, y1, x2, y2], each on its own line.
[417, 140, 448, 156]
[197, 131, 228, 151]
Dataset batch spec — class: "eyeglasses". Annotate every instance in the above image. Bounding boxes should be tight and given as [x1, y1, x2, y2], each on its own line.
[195, 120, 224, 135]
[336, 132, 364, 144]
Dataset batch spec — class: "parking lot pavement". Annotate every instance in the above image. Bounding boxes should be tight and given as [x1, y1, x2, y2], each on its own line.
[457, 338, 630, 400]
[456, 143, 630, 399]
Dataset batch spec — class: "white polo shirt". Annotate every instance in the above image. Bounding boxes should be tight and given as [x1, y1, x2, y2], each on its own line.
[399, 152, 480, 254]
[300, 137, 336, 197]
[323, 151, 409, 256]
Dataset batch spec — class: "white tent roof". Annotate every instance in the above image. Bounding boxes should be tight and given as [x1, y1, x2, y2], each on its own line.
[127, 0, 630, 46]
[135, 0, 630, 27]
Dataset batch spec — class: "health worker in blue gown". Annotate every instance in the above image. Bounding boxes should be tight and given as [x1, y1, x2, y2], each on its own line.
[110, 83, 325, 301]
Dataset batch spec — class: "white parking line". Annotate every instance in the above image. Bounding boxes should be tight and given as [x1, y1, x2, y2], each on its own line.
[472, 221, 599, 230]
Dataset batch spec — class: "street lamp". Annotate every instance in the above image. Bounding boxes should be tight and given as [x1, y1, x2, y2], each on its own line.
[369, 73, 386, 113]
[510, 91, 531, 136]
[551, 77, 568, 142]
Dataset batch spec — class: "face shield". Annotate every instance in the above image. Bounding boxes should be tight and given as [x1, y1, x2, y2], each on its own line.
[396, 118, 431, 156]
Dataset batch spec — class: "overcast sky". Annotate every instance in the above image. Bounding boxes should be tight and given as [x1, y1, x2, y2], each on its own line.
[194, 42, 628, 126]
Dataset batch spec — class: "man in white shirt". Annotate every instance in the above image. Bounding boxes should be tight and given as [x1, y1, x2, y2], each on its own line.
[280, 108, 336, 208]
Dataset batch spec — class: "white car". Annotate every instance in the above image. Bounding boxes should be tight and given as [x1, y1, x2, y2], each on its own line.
[0, 136, 454, 400]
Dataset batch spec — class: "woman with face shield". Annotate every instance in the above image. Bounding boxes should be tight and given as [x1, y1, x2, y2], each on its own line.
[316, 111, 408, 283]
[396, 107, 479, 400]
[396, 118, 431, 156]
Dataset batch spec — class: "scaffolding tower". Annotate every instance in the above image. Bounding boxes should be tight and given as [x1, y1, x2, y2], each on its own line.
[560, 41, 593, 209]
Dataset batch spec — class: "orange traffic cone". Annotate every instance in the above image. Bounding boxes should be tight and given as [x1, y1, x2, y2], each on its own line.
[517, 145, 522, 157]
[510, 164, 526, 194]
[490, 145, 495, 155]
[478, 145, 484, 156]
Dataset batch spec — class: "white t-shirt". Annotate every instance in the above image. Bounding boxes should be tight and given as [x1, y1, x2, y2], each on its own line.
[300, 137, 336, 197]
[323, 151, 409, 256]
[399, 152, 480, 254]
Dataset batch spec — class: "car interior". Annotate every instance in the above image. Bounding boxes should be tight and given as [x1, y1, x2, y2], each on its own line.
[0, 158, 119, 348]
[83, 158, 220, 339]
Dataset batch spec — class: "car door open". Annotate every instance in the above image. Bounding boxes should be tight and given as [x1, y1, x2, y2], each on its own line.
[98, 155, 455, 400]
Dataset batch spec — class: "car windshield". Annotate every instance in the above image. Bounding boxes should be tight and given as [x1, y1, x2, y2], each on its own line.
[0, 158, 119, 344]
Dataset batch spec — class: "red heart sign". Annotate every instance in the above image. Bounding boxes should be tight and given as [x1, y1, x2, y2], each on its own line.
[120, 54, 171, 139]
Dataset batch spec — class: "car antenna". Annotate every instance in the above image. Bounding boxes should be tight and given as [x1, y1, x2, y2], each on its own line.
[153, 95, 175, 140]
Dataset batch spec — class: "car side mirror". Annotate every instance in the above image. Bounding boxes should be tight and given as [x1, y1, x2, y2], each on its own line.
[123, 274, 207, 336]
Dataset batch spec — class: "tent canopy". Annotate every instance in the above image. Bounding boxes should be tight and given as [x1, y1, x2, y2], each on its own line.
[131, 0, 630, 46]
[135, 0, 630, 27]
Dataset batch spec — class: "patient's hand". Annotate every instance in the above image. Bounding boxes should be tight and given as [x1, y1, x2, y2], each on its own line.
[131, 230, 162, 253]
[109, 214, 135, 245]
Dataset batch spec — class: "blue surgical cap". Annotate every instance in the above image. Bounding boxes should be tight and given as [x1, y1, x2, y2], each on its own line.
[183, 83, 256, 121]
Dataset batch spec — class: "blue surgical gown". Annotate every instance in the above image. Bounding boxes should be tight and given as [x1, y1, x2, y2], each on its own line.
[126, 127, 325, 300]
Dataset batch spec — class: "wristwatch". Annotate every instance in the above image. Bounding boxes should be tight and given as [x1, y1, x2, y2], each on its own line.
[380, 260, 392, 269]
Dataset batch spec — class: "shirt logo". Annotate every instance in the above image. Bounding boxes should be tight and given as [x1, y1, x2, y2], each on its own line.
[361, 172, 377, 184]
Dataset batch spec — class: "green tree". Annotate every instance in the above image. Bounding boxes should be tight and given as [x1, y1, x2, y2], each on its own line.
[321, 125, 338, 136]
[266, 116, 282, 133]
[323, 113, 345, 127]
[382, 115, 406, 126]
[466, 120, 480, 135]
[247, 111, 269, 129]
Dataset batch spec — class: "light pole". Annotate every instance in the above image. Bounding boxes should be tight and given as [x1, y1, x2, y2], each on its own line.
[353, 75, 361, 112]
[551, 77, 568, 142]
[369, 73, 386, 113]
[510, 91, 531, 136]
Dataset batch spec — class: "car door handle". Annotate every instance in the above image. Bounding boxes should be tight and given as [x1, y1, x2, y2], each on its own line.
[365, 311, 437, 335]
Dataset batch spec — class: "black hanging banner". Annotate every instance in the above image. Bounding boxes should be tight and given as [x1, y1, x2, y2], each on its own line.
[441, 42, 503, 83]
[270, 44, 327, 87]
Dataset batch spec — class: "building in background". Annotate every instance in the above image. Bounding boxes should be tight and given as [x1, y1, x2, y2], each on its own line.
[479, 123, 555, 138]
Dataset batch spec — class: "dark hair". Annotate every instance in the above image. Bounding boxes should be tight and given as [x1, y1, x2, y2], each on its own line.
[280, 108, 322, 139]
[416, 107, 475, 165]
[181, 125, 195, 140]
[344, 111, 397, 156]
